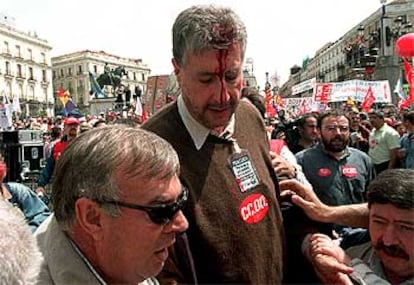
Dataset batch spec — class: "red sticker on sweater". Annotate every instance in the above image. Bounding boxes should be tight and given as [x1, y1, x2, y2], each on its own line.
[239, 194, 269, 224]
[318, 168, 332, 177]
[342, 165, 358, 178]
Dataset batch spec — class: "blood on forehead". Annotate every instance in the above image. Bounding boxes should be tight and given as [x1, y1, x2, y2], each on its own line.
[211, 24, 237, 47]
[216, 49, 230, 104]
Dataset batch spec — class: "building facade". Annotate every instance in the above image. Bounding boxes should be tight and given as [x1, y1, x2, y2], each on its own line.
[51, 50, 151, 114]
[280, 0, 414, 104]
[0, 13, 53, 117]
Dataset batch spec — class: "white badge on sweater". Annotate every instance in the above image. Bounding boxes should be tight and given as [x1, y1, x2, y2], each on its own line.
[229, 144, 260, 193]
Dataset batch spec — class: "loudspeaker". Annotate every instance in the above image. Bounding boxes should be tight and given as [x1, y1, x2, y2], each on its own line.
[1, 143, 21, 182]
[0, 131, 19, 144]
[21, 143, 44, 171]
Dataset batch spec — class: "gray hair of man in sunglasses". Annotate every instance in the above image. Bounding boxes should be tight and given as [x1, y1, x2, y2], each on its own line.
[52, 125, 181, 230]
[172, 4, 247, 67]
[0, 200, 43, 285]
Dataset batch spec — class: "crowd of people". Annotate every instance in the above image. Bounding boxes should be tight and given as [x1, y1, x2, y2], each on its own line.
[1, 4, 413, 285]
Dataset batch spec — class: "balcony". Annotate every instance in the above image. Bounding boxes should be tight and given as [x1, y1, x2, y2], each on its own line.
[41, 79, 49, 87]
[1, 50, 12, 58]
[4, 71, 14, 79]
[28, 77, 37, 83]
[14, 54, 24, 61]
[16, 73, 26, 81]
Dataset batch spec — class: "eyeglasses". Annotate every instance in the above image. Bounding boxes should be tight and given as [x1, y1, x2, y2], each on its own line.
[99, 187, 188, 225]
[323, 125, 349, 133]
[304, 124, 317, 129]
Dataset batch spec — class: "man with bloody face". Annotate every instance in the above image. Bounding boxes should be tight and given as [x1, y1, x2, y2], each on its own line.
[142, 5, 285, 284]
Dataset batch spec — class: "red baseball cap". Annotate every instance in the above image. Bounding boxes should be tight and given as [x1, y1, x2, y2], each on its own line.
[384, 117, 393, 127]
[64, 117, 80, 126]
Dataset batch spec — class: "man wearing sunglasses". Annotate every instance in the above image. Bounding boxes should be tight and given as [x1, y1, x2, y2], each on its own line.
[34, 125, 188, 285]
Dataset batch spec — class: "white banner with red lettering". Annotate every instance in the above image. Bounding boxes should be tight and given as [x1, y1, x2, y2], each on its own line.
[313, 80, 391, 103]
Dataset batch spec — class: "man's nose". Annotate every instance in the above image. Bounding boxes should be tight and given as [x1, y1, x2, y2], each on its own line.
[166, 210, 188, 233]
[381, 224, 398, 246]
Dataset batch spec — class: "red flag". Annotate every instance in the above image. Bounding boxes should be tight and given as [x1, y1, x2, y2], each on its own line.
[57, 88, 69, 106]
[275, 95, 284, 108]
[141, 110, 148, 123]
[298, 99, 309, 115]
[361, 86, 376, 112]
[400, 98, 411, 109]
[403, 57, 414, 104]
[57, 87, 65, 98]
[264, 86, 274, 117]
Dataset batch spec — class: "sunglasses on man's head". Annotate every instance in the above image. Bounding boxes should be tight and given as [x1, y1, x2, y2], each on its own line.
[100, 187, 188, 225]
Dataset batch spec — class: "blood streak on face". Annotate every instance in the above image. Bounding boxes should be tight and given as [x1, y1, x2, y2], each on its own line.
[216, 49, 229, 105]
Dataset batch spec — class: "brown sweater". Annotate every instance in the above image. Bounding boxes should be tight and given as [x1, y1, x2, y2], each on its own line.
[142, 100, 284, 284]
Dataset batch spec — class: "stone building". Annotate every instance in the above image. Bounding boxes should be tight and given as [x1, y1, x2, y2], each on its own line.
[280, 0, 414, 104]
[51, 50, 150, 114]
[0, 12, 53, 117]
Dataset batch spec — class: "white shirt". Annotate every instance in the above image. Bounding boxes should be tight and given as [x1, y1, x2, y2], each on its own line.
[177, 95, 235, 150]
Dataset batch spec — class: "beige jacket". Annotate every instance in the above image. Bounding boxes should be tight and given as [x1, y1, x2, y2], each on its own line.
[35, 215, 158, 285]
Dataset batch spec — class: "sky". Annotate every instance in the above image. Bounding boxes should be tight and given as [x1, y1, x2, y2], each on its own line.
[4, 0, 384, 88]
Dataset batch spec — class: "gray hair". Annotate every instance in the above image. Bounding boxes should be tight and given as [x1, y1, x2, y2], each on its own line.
[52, 125, 180, 229]
[172, 5, 247, 66]
[0, 200, 43, 285]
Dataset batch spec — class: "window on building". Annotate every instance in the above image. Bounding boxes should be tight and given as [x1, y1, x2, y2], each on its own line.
[42, 70, 47, 82]
[43, 88, 48, 103]
[19, 84, 24, 99]
[93, 65, 97, 73]
[141, 73, 145, 81]
[28, 48, 33, 61]
[4, 41, 9, 54]
[6, 82, 12, 98]
[29, 67, 34, 80]
[41, 52, 46, 64]
[29, 86, 35, 100]
[78, 65, 82, 74]
[53, 71, 56, 79]
[15, 45, 21, 58]
[68, 68, 72, 76]
[17, 64, 22, 77]
[5, 61, 10, 75]
[60, 69, 64, 77]
[68, 82, 73, 94]
[78, 79, 84, 90]
[133, 72, 136, 80]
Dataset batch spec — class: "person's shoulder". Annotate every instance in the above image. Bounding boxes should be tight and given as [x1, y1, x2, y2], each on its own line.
[348, 147, 370, 158]
[237, 99, 262, 118]
[139, 277, 160, 285]
[5, 182, 32, 196]
[34, 214, 54, 238]
[296, 144, 319, 158]
[345, 241, 373, 259]
[141, 102, 178, 130]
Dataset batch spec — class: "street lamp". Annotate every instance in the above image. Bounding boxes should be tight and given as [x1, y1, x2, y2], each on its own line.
[344, 25, 378, 80]
[380, 0, 387, 56]
[374, 0, 413, 104]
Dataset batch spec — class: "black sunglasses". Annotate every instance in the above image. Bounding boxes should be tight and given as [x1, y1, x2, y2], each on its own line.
[99, 187, 188, 225]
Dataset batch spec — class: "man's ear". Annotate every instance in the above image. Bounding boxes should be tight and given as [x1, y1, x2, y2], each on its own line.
[75, 197, 105, 240]
[172, 58, 180, 78]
